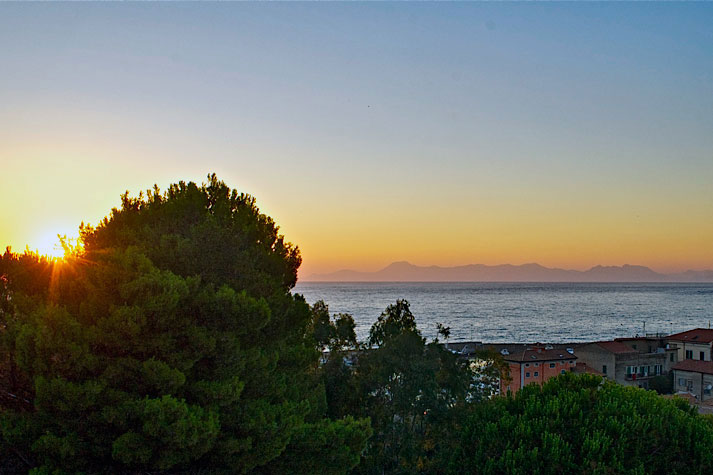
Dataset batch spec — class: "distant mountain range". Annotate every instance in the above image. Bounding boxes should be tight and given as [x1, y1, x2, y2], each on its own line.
[305, 261, 713, 283]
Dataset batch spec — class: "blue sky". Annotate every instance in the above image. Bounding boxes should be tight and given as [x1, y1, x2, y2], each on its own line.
[1, 3, 712, 275]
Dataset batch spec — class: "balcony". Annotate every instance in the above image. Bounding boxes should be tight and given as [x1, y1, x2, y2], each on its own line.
[625, 372, 660, 381]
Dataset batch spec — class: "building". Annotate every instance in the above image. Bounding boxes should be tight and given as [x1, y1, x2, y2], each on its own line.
[615, 336, 679, 373]
[572, 362, 604, 377]
[575, 339, 673, 389]
[500, 346, 576, 393]
[666, 328, 713, 362]
[671, 359, 713, 402]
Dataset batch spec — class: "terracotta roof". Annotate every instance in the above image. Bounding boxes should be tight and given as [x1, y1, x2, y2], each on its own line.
[672, 359, 713, 375]
[503, 347, 577, 363]
[572, 362, 604, 376]
[615, 337, 661, 342]
[594, 341, 638, 355]
[667, 328, 713, 344]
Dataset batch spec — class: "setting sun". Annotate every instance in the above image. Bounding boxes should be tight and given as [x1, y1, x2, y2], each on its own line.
[30, 229, 74, 259]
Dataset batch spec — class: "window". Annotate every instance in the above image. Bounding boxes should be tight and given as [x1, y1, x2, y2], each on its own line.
[686, 350, 693, 359]
[525, 372, 530, 378]
[534, 363, 539, 367]
[602, 365, 607, 375]
[655, 365, 662, 375]
[560, 361, 565, 365]
[561, 370, 566, 375]
[550, 363, 555, 368]
[534, 372, 539, 377]
[701, 351, 706, 361]
[525, 363, 530, 367]
[632, 344, 637, 350]
[670, 353, 674, 362]
[679, 378, 685, 387]
[627, 366, 643, 377]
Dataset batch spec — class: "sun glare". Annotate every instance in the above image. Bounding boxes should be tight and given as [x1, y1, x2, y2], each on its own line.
[31, 229, 76, 260]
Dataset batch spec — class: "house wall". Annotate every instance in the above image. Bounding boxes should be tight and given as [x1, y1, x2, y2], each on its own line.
[576, 344, 667, 389]
[575, 345, 616, 380]
[663, 348, 678, 373]
[673, 369, 713, 402]
[502, 362, 521, 394]
[618, 339, 660, 354]
[503, 359, 576, 394]
[613, 353, 667, 389]
[542, 358, 576, 381]
[668, 341, 712, 362]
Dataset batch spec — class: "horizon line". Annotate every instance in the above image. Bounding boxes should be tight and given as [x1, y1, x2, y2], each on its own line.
[304, 261, 713, 277]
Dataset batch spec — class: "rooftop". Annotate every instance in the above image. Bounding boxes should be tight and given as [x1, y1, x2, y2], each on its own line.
[572, 362, 604, 376]
[592, 341, 638, 355]
[503, 347, 577, 363]
[667, 328, 713, 344]
[672, 359, 713, 375]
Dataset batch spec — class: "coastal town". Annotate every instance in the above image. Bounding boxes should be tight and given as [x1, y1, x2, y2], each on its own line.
[3, 1, 712, 471]
[446, 327, 713, 412]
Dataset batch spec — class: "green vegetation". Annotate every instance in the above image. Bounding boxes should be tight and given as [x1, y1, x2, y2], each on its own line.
[649, 373, 674, 395]
[1, 175, 712, 474]
[448, 373, 713, 474]
[321, 299, 505, 473]
[0, 175, 368, 473]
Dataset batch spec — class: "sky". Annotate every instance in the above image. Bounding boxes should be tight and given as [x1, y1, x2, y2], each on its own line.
[1, 3, 712, 278]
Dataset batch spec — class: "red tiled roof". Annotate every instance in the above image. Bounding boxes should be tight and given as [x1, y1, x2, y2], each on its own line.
[503, 347, 577, 363]
[572, 362, 604, 376]
[672, 359, 713, 375]
[594, 341, 638, 355]
[667, 328, 713, 344]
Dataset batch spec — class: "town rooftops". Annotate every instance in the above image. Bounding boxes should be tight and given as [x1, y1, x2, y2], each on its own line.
[591, 341, 638, 355]
[672, 359, 713, 375]
[615, 336, 664, 342]
[572, 362, 604, 376]
[667, 328, 713, 344]
[502, 347, 577, 363]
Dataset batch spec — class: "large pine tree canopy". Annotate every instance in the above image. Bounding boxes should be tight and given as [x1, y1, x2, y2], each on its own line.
[0, 175, 369, 473]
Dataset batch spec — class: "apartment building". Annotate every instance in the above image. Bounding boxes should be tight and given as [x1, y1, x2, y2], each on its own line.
[666, 328, 713, 362]
[575, 339, 673, 390]
[500, 346, 576, 394]
[671, 359, 713, 402]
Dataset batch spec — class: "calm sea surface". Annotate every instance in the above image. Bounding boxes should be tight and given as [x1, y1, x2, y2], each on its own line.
[293, 282, 713, 343]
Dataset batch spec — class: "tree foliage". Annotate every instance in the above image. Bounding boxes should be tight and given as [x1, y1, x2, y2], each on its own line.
[648, 373, 674, 395]
[341, 300, 504, 473]
[448, 372, 713, 474]
[0, 175, 368, 474]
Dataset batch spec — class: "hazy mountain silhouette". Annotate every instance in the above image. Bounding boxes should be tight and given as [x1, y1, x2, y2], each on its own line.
[305, 261, 713, 282]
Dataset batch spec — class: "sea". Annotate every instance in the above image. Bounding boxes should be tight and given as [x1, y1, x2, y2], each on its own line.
[293, 282, 713, 344]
